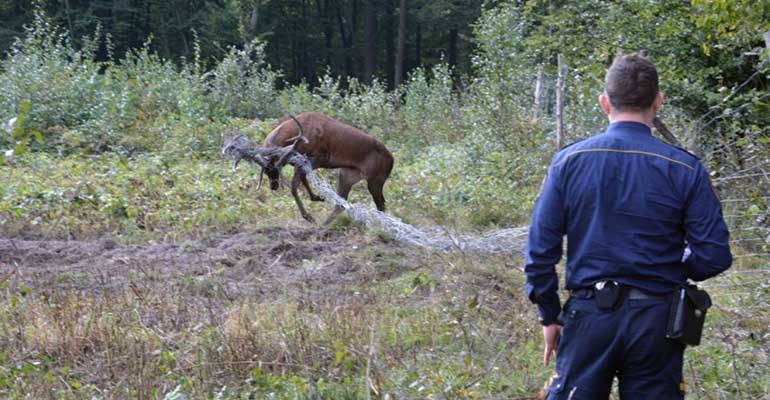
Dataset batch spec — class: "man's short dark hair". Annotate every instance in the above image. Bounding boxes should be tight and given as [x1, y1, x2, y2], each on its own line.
[604, 54, 659, 112]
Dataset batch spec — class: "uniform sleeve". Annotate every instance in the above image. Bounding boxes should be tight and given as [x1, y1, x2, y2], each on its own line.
[683, 163, 732, 281]
[525, 164, 566, 325]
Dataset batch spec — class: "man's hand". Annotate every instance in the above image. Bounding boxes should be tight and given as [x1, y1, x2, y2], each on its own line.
[542, 324, 561, 366]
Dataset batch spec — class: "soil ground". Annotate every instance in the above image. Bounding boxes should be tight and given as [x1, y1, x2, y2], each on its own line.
[0, 227, 421, 303]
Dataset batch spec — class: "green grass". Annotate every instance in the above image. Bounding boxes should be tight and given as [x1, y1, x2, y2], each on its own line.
[0, 148, 768, 400]
[0, 253, 543, 399]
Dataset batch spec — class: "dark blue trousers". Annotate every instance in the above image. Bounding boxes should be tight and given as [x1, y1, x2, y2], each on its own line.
[546, 295, 685, 399]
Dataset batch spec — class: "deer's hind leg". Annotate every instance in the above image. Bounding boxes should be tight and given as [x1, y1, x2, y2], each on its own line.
[322, 168, 362, 226]
[366, 176, 387, 212]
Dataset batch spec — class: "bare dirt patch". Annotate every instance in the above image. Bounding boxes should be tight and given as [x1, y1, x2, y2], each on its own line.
[0, 227, 421, 302]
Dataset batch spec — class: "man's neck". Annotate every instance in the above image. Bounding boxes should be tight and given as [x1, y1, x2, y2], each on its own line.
[608, 111, 655, 127]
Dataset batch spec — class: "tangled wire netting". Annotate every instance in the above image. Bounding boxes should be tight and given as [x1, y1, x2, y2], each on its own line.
[222, 135, 528, 255]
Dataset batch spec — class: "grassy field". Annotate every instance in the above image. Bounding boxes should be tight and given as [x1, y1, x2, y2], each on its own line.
[0, 151, 768, 400]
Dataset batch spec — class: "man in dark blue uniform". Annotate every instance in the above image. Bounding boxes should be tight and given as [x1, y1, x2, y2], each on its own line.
[525, 54, 732, 399]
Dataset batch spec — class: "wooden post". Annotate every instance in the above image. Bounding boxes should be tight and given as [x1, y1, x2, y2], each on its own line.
[653, 116, 683, 147]
[765, 31, 770, 62]
[555, 54, 565, 151]
[533, 65, 544, 121]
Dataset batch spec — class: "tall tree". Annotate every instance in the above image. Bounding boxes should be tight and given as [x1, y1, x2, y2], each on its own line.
[315, 0, 335, 71]
[414, 0, 482, 76]
[448, 27, 457, 68]
[245, 0, 260, 49]
[362, 0, 377, 84]
[384, 0, 395, 89]
[394, 0, 406, 86]
[335, 0, 360, 78]
[414, 23, 421, 68]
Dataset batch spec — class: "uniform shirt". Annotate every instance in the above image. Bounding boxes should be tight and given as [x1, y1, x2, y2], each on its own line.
[525, 121, 732, 325]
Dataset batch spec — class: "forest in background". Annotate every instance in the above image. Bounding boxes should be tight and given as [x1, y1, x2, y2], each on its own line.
[0, 0, 483, 88]
[0, 0, 769, 398]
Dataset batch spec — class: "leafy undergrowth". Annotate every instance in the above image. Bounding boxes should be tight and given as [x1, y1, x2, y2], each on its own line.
[0, 152, 298, 241]
[0, 149, 534, 242]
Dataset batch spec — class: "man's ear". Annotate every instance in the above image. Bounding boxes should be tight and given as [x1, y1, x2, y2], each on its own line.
[599, 93, 612, 116]
[653, 91, 664, 114]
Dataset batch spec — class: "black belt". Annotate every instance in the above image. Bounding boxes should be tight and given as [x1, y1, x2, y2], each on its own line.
[570, 286, 667, 300]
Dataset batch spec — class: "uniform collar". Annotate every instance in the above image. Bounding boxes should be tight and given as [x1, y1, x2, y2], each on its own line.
[606, 121, 653, 136]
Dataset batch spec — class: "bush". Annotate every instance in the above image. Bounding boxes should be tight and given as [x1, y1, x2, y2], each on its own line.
[400, 64, 460, 153]
[207, 39, 282, 120]
[0, 11, 107, 152]
[0, 12, 281, 157]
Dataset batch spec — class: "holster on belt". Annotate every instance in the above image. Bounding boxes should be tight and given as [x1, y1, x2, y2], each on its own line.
[666, 285, 712, 346]
[594, 280, 622, 310]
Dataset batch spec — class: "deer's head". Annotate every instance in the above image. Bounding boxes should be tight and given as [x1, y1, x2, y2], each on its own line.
[222, 131, 298, 191]
[261, 158, 282, 191]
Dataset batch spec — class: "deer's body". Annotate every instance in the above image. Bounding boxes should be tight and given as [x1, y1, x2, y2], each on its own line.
[263, 112, 394, 224]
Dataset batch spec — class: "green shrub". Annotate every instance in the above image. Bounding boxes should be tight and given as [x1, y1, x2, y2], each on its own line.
[207, 39, 282, 120]
[0, 10, 107, 152]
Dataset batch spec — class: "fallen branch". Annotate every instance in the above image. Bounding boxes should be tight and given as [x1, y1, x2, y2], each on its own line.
[223, 138, 529, 255]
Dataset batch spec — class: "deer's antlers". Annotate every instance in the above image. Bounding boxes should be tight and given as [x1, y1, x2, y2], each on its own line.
[221, 130, 305, 190]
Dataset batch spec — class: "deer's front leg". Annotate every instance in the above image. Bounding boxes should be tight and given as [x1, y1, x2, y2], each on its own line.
[291, 167, 316, 223]
[300, 171, 324, 202]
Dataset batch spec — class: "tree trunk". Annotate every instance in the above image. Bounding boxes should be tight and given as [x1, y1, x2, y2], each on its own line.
[177, 7, 190, 56]
[414, 23, 421, 68]
[63, 0, 75, 41]
[351, 0, 360, 78]
[448, 28, 457, 68]
[317, 0, 334, 71]
[533, 65, 544, 121]
[765, 30, 770, 62]
[335, 0, 359, 78]
[144, 0, 151, 39]
[385, 0, 395, 89]
[247, 1, 259, 37]
[291, 3, 300, 82]
[395, 0, 406, 87]
[301, 0, 310, 83]
[363, 0, 377, 85]
[555, 54, 565, 151]
[448, 27, 458, 88]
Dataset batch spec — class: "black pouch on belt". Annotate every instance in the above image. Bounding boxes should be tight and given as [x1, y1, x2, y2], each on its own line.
[666, 285, 712, 346]
[594, 281, 621, 310]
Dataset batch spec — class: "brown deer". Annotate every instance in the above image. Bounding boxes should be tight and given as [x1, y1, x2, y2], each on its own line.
[228, 112, 394, 225]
